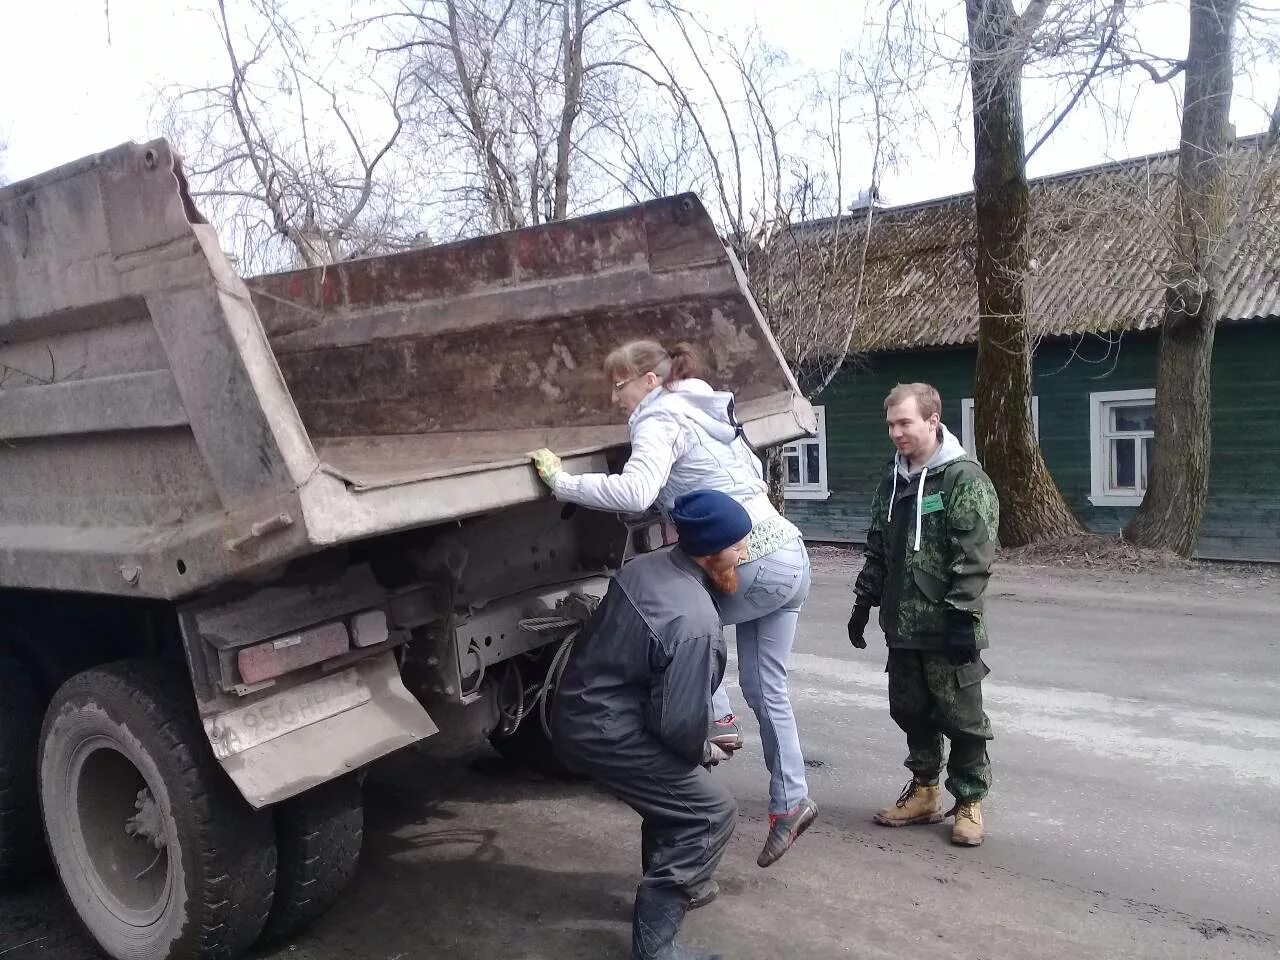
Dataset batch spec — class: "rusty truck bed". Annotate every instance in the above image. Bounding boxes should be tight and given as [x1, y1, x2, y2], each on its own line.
[0, 141, 812, 601]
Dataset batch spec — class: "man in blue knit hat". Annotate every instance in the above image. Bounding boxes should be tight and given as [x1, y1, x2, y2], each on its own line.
[553, 489, 752, 960]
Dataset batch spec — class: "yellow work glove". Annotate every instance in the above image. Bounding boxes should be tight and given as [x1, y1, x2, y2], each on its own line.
[527, 448, 563, 489]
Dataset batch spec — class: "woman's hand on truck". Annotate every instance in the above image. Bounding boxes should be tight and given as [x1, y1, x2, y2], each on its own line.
[528, 448, 563, 488]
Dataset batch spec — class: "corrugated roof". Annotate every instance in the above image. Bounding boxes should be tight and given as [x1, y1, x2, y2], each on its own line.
[761, 136, 1280, 355]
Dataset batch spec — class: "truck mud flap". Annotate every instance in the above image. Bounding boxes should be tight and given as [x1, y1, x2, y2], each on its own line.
[204, 651, 437, 808]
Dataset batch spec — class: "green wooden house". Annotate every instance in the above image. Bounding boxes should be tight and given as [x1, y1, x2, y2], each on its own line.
[776, 138, 1280, 562]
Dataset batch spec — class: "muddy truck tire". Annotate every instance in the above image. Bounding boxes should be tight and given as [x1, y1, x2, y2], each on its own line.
[0, 647, 45, 884]
[39, 660, 277, 960]
[258, 774, 363, 947]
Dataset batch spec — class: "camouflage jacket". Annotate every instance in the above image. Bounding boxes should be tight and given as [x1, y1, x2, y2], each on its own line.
[853, 447, 1000, 651]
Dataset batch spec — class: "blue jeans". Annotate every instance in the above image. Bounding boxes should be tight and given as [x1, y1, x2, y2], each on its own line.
[711, 538, 811, 815]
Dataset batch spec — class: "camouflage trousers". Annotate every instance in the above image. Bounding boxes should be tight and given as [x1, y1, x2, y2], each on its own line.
[887, 650, 993, 803]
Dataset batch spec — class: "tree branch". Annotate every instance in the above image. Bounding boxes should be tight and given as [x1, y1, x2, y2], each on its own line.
[1027, 0, 1126, 161]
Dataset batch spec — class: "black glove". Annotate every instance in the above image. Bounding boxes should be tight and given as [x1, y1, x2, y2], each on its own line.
[944, 609, 978, 665]
[847, 601, 871, 649]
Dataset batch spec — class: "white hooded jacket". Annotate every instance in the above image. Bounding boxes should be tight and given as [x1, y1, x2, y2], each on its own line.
[553, 379, 778, 526]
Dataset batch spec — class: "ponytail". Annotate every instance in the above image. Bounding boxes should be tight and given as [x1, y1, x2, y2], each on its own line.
[664, 342, 704, 387]
[604, 339, 707, 390]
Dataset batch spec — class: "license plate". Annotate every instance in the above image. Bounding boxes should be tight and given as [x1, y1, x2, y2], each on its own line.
[205, 667, 371, 760]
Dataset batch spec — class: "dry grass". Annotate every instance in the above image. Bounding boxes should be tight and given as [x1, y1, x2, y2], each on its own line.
[809, 536, 1275, 582]
[806, 543, 865, 567]
[809, 536, 1189, 573]
[998, 534, 1193, 573]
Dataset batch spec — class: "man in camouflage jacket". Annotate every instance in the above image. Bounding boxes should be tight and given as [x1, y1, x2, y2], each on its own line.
[848, 383, 1000, 846]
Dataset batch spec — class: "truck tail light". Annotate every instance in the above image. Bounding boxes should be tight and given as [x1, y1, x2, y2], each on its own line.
[238, 621, 350, 685]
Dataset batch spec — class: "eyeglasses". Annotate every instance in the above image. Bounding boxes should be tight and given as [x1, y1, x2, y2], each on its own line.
[612, 374, 641, 392]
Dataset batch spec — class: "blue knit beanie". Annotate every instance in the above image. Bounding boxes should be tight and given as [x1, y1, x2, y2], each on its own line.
[672, 490, 752, 557]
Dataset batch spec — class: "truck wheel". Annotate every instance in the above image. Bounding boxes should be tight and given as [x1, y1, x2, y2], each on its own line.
[0, 647, 44, 883]
[258, 775, 363, 946]
[39, 660, 277, 960]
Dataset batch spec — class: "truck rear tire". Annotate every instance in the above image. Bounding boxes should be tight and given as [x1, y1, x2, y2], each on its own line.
[39, 660, 277, 960]
[258, 775, 363, 946]
[0, 647, 45, 884]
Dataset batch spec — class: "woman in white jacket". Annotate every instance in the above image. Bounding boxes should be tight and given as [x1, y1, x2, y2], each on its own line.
[528, 340, 817, 868]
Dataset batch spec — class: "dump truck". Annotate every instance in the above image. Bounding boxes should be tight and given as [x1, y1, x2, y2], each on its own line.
[0, 140, 814, 960]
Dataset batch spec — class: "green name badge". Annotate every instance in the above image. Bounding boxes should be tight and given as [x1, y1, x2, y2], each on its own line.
[920, 492, 945, 515]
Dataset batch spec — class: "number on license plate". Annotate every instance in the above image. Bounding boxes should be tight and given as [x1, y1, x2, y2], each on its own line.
[204, 668, 371, 759]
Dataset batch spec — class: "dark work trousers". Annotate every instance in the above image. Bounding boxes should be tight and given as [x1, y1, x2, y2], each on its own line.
[887, 649, 994, 802]
[590, 746, 737, 900]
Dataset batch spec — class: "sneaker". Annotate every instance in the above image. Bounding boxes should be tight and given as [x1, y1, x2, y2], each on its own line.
[757, 798, 818, 868]
[709, 714, 744, 752]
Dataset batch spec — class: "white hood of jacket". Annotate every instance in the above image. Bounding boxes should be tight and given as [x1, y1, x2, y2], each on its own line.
[889, 424, 968, 552]
[630, 378, 740, 442]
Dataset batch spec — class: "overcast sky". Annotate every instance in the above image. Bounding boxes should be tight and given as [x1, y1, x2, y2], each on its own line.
[2, 0, 1276, 206]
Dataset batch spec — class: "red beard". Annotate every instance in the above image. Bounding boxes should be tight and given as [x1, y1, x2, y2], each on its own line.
[706, 563, 740, 595]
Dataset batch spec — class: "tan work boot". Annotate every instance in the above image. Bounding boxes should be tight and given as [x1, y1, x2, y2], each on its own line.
[950, 800, 985, 846]
[873, 779, 945, 827]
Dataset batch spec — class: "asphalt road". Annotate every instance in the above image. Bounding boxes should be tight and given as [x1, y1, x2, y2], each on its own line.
[3, 556, 1277, 960]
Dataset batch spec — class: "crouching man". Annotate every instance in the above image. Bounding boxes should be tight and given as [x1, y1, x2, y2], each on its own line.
[553, 490, 750, 960]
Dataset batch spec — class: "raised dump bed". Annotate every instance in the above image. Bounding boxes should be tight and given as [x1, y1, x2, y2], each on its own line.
[0, 140, 812, 601]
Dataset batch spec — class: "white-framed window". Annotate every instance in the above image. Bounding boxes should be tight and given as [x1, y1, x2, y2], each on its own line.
[782, 406, 830, 500]
[1089, 388, 1156, 506]
[960, 397, 1040, 460]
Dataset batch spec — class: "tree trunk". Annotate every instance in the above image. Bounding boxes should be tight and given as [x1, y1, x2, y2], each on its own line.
[1124, 0, 1239, 556]
[553, 0, 584, 221]
[966, 0, 1082, 546]
[444, 0, 524, 231]
[764, 446, 786, 513]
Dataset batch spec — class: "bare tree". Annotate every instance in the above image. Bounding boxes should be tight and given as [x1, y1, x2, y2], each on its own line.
[965, 0, 1085, 545]
[870, 0, 1179, 545]
[607, 7, 895, 381]
[374, 0, 888, 378]
[157, 0, 419, 273]
[877, 0, 1280, 549]
[1008, 2, 1280, 558]
[747, 69, 892, 399]
[156, 0, 874, 328]
[602, 6, 817, 261]
[1030, 126, 1278, 555]
[870, 0, 1238, 545]
[1123, 0, 1264, 555]
[142, 0, 924, 427]
[611, 14, 906, 504]
[369, 0, 641, 235]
